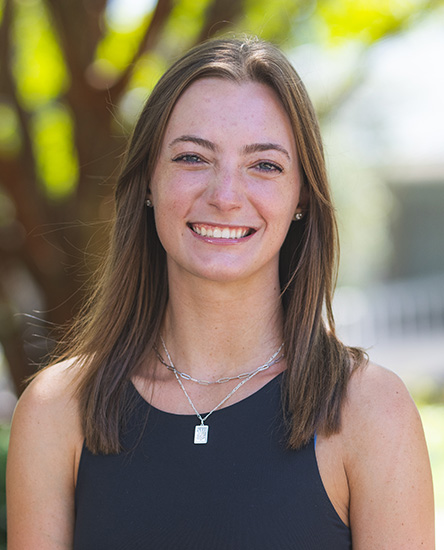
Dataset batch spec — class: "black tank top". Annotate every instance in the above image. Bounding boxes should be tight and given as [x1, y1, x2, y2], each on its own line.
[74, 374, 351, 549]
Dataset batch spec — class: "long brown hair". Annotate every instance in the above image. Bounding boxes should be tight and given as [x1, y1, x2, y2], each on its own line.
[55, 37, 365, 454]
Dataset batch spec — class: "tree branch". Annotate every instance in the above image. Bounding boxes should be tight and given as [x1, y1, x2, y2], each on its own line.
[44, 0, 107, 83]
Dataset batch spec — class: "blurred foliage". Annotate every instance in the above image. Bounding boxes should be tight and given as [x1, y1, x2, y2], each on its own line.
[0, 104, 20, 157]
[242, 0, 310, 42]
[96, 14, 151, 75]
[31, 104, 78, 199]
[161, 0, 211, 51]
[318, 0, 433, 44]
[11, 0, 68, 110]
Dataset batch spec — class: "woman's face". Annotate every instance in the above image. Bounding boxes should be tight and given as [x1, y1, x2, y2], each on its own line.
[149, 78, 304, 287]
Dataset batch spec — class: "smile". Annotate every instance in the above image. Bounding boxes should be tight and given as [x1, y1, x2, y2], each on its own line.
[188, 223, 254, 239]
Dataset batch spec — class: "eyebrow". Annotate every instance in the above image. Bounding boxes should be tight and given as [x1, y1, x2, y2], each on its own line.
[243, 142, 291, 160]
[169, 135, 218, 151]
[169, 135, 291, 161]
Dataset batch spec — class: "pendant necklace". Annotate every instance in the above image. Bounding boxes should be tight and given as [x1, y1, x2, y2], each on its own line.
[160, 336, 284, 444]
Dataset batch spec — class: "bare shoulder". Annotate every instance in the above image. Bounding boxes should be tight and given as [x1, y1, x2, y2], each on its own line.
[344, 362, 420, 435]
[7, 359, 84, 549]
[342, 361, 428, 482]
[341, 362, 434, 549]
[13, 358, 83, 434]
[8, 357, 85, 478]
[8, 358, 84, 482]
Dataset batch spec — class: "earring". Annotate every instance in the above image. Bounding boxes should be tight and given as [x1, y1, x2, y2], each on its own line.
[145, 198, 153, 208]
[293, 212, 303, 221]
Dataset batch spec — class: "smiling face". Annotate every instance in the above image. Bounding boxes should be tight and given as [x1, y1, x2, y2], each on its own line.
[149, 78, 305, 287]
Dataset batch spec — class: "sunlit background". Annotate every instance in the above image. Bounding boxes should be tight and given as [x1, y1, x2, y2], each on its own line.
[1, 0, 443, 546]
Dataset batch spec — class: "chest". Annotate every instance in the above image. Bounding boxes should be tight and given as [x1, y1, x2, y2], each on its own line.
[74, 380, 351, 549]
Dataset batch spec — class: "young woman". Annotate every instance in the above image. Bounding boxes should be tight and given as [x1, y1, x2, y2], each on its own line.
[7, 38, 434, 549]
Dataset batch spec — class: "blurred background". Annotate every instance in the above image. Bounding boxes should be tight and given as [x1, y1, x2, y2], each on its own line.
[0, 0, 443, 546]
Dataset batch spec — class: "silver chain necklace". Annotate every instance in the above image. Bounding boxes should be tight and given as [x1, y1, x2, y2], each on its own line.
[159, 336, 284, 444]
[156, 342, 284, 385]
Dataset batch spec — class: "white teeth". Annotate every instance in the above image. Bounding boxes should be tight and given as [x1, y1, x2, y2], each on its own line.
[191, 225, 251, 239]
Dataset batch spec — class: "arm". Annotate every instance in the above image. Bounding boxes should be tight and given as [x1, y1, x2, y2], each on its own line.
[343, 363, 434, 549]
[6, 362, 84, 549]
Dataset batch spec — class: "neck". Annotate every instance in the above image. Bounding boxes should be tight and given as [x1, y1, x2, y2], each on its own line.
[160, 272, 284, 381]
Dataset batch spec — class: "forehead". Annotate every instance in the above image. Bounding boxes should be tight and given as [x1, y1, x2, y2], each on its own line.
[162, 77, 296, 150]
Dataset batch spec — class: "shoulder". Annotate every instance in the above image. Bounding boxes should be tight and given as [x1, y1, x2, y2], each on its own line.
[8, 358, 84, 475]
[342, 361, 426, 476]
[13, 358, 82, 433]
[340, 362, 434, 548]
[7, 359, 84, 548]
[345, 361, 419, 425]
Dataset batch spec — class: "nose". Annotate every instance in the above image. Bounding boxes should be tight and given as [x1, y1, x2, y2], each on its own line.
[207, 166, 243, 212]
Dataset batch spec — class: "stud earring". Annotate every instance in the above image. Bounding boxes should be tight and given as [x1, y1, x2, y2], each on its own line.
[145, 198, 153, 208]
[294, 212, 303, 221]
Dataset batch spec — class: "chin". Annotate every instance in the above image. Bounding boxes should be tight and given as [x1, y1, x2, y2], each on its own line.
[194, 267, 251, 284]
[189, 258, 277, 287]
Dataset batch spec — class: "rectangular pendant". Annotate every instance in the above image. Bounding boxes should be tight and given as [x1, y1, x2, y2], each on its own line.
[194, 425, 209, 444]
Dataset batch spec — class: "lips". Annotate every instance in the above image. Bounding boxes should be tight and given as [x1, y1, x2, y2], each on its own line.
[188, 223, 254, 239]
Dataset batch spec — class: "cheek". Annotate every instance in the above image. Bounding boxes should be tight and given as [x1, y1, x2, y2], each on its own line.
[152, 182, 195, 243]
[152, 171, 185, 212]
[156, 166, 206, 203]
[249, 172, 300, 208]
[254, 187, 298, 224]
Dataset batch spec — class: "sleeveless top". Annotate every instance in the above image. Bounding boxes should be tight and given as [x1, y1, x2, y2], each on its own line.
[74, 374, 351, 549]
